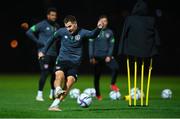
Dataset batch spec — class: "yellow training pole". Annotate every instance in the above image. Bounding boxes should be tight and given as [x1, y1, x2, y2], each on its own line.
[146, 58, 153, 106]
[134, 58, 137, 106]
[141, 59, 144, 106]
[127, 57, 131, 106]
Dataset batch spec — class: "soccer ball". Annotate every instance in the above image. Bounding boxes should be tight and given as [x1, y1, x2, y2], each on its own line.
[77, 93, 92, 108]
[109, 91, 121, 100]
[161, 89, 172, 99]
[69, 88, 80, 99]
[83, 88, 96, 97]
[130, 88, 144, 100]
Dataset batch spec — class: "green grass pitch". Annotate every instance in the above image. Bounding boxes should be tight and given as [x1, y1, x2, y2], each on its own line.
[0, 75, 180, 118]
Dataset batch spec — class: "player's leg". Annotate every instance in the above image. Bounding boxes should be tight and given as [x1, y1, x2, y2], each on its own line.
[49, 66, 77, 111]
[59, 67, 78, 100]
[49, 76, 76, 111]
[48, 69, 66, 111]
[49, 56, 56, 100]
[60, 76, 76, 100]
[49, 73, 55, 99]
[54, 70, 66, 97]
[106, 57, 119, 91]
[36, 56, 50, 101]
[94, 61, 102, 100]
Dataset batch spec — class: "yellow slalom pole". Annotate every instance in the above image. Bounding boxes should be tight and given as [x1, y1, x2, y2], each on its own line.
[146, 58, 153, 106]
[141, 59, 144, 106]
[127, 57, 131, 106]
[134, 58, 137, 106]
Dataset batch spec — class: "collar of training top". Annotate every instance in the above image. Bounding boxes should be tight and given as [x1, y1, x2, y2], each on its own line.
[46, 19, 56, 26]
[71, 27, 81, 36]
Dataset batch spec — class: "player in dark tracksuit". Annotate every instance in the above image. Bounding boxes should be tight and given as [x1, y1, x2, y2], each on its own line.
[40, 15, 103, 111]
[26, 8, 59, 101]
[89, 15, 119, 100]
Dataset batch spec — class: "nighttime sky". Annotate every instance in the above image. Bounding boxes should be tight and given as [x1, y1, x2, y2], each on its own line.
[0, 0, 179, 74]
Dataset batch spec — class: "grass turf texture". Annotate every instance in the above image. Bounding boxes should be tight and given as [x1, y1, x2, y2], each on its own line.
[0, 75, 180, 118]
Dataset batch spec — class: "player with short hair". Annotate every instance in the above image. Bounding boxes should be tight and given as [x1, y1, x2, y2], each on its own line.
[89, 15, 119, 100]
[40, 15, 103, 111]
[26, 8, 59, 101]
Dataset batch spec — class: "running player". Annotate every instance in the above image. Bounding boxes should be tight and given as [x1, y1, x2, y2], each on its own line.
[40, 15, 103, 111]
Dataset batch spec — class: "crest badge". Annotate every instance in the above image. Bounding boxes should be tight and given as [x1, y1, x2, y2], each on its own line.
[46, 27, 50, 31]
[105, 33, 110, 38]
[75, 35, 81, 41]
[64, 35, 68, 39]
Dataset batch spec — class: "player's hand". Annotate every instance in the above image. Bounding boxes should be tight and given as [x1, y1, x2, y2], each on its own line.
[90, 58, 97, 64]
[97, 19, 104, 29]
[105, 56, 111, 63]
[38, 52, 44, 59]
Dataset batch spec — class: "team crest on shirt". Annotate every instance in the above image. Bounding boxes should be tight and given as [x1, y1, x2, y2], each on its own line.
[75, 35, 81, 41]
[105, 33, 110, 38]
[64, 35, 68, 39]
[46, 27, 50, 31]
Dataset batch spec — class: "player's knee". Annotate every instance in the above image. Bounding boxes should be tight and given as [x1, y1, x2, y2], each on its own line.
[55, 70, 64, 79]
[68, 76, 76, 82]
[67, 76, 76, 86]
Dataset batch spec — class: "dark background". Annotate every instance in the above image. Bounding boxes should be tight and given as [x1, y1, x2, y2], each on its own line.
[0, 0, 179, 75]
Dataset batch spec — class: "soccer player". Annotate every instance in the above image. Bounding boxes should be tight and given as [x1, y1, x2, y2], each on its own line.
[40, 15, 103, 111]
[26, 8, 59, 101]
[89, 15, 119, 100]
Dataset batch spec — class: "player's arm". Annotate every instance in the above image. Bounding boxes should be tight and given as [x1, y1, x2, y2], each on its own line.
[88, 39, 96, 64]
[85, 28, 101, 38]
[38, 31, 60, 59]
[84, 20, 103, 38]
[42, 31, 60, 55]
[105, 32, 115, 63]
[107, 33, 115, 57]
[26, 23, 44, 47]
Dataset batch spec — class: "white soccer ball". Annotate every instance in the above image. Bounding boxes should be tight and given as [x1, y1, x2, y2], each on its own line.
[161, 89, 172, 99]
[83, 88, 96, 97]
[69, 88, 80, 99]
[109, 91, 121, 100]
[130, 88, 144, 100]
[77, 93, 92, 108]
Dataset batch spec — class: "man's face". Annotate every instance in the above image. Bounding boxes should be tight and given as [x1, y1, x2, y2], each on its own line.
[100, 18, 108, 28]
[47, 12, 57, 22]
[65, 21, 78, 34]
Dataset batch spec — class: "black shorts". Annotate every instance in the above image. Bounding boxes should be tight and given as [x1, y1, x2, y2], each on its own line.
[55, 60, 79, 81]
[39, 55, 56, 72]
